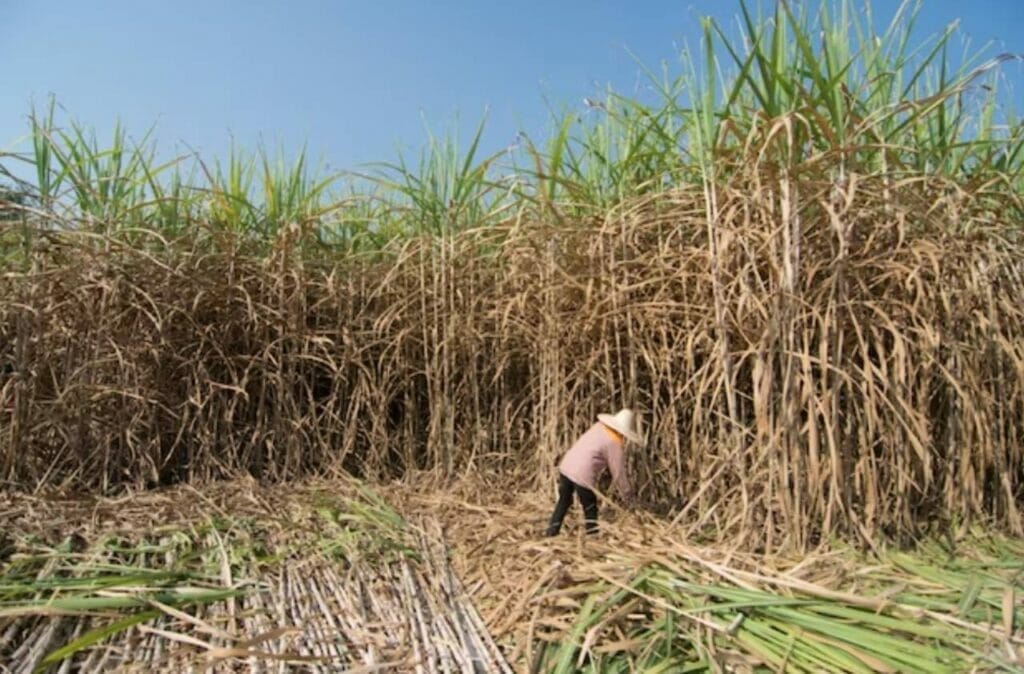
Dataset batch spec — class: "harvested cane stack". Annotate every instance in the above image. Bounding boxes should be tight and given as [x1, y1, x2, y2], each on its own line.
[0, 480, 511, 672]
[388, 482, 1024, 673]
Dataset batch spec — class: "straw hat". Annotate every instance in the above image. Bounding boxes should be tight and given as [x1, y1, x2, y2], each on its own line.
[597, 408, 644, 445]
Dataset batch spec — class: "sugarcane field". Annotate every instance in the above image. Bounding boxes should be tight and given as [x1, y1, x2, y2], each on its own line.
[2, 1, 1024, 671]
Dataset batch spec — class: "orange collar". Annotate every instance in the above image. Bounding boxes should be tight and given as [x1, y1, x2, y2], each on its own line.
[601, 423, 624, 445]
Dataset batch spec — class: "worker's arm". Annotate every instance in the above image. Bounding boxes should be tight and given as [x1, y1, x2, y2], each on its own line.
[607, 443, 632, 501]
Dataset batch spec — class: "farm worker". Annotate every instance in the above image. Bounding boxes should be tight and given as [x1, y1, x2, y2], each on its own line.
[545, 408, 643, 536]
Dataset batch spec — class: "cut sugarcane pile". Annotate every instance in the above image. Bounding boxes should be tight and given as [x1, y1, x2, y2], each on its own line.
[389, 480, 1024, 673]
[0, 480, 510, 672]
[2, 477, 1023, 673]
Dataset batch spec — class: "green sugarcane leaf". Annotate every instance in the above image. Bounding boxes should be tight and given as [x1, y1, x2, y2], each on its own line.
[38, 609, 161, 670]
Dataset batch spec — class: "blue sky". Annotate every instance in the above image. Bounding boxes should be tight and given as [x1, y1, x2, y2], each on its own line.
[1, 1, 1022, 176]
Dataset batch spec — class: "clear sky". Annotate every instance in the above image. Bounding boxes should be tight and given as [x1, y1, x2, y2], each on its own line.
[2, 1, 1022, 175]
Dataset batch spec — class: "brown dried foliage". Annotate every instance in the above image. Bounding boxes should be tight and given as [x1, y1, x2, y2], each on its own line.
[1, 165, 1023, 550]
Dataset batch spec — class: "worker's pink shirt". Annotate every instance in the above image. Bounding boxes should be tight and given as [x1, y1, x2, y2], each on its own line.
[558, 422, 631, 498]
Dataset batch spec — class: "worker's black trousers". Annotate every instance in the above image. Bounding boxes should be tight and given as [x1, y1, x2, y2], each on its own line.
[545, 473, 598, 536]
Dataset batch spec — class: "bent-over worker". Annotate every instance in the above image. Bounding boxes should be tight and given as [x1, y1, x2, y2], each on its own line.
[545, 408, 643, 536]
